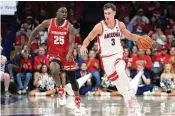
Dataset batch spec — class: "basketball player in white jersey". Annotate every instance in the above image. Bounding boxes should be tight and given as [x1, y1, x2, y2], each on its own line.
[80, 3, 152, 114]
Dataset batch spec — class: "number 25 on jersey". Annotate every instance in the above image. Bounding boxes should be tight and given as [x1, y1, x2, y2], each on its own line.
[54, 36, 64, 45]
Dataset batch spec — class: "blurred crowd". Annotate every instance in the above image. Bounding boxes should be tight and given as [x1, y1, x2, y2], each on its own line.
[1, 1, 175, 97]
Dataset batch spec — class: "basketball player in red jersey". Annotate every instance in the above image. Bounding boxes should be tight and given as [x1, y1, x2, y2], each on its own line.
[26, 5, 81, 112]
[80, 3, 152, 115]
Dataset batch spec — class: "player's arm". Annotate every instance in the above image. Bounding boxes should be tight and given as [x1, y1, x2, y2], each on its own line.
[119, 21, 140, 41]
[67, 24, 75, 56]
[26, 20, 50, 48]
[82, 23, 102, 48]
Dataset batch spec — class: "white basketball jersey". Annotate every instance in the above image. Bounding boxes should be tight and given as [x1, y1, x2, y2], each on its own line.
[97, 19, 123, 56]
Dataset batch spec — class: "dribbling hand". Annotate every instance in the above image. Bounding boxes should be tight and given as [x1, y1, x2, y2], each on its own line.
[80, 46, 88, 56]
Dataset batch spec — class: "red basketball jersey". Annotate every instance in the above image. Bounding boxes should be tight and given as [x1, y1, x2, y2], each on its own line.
[47, 18, 70, 57]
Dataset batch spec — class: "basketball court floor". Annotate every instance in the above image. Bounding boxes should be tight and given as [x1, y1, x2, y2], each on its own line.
[1, 95, 175, 116]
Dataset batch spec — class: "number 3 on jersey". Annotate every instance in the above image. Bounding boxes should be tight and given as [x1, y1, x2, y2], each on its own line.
[54, 36, 64, 45]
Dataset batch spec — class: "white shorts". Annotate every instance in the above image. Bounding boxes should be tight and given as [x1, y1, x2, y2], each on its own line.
[101, 53, 124, 81]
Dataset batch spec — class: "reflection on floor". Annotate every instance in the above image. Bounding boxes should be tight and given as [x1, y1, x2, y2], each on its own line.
[1, 95, 175, 116]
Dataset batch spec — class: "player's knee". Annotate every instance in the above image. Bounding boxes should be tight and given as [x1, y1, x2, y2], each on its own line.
[50, 62, 61, 74]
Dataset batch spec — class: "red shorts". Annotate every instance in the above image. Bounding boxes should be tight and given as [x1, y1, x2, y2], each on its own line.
[47, 54, 77, 71]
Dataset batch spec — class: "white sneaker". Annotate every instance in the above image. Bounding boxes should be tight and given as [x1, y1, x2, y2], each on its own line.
[17, 90, 22, 94]
[126, 97, 141, 115]
[57, 87, 66, 105]
[74, 96, 81, 113]
[22, 90, 27, 94]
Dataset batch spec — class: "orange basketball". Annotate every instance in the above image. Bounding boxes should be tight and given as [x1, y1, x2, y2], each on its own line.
[137, 35, 153, 50]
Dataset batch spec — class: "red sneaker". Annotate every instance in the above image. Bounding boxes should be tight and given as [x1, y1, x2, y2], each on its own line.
[57, 86, 66, 105]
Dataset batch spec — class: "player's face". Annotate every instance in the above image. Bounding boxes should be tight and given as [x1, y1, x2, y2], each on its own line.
[104, 8, 116, 22]
[57, 7, 67, 20]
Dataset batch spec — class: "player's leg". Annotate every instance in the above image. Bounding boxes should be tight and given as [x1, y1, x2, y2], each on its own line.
[66, 70, 81, 110]
[50, 60, 66, 105]
[112, 59, 141, 114]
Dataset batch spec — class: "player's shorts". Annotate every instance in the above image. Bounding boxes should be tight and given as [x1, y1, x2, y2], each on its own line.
[47, 54, 77, 71]
[101, 53, 125, 81]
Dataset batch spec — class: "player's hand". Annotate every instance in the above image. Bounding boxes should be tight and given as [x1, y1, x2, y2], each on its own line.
[66, 53, 72, 62]
[80, 45, 88, 56]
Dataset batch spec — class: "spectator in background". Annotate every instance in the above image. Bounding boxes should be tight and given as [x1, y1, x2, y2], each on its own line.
[168, 47, 175, 71]
[16, 50, 32, 94]
[29, 64, 56, 96]
[145, 49, 152, 57]
[22, 23, 32, 37]
[14, 27, 29, 56]
[131, 45, 138, 58]
[147, 15, 159, 36]
[84, 50, 101, 89]
[131, 61, 153, 95]
[123, 16, 134, 49]
[33, 46, 49, 72]
[123, 48, 132, 71]
[156, 45, 170, 65]
[30, 33, 41, 55]
[38, 9, 48, 24]
[25, 16, 39, 31]
[151, 48, 159, 62]
[159, 63, 175, 95]
[132, 49, 152, 71]
[73, 48, 83, 77]
[91, 42, 100, 59]
[39, 29, 48, 44]
[77, 63, 93, 95]
[130, 8, 149, 26]
[0, 46, 12, 97]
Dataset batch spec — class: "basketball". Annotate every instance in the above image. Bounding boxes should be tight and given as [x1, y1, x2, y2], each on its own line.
[137, 35, 153, 50]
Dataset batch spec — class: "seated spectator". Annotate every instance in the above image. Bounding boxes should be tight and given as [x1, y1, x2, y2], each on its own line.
[132, 49, 152, 71]
[159, 64, 175, 95]
[39, 29, 48, 44]
[123, 16, 134, 49]
[131, 61, 153, 95]
[16, 23, 32, 37]
[25, 16, 39, 31]
[11, 27, 29, 60]
[73, 48, 83, 77]
[123, 48, 132, 76]
[84, 50, 101, 89]
[156, 45, 170, 65]
[77, 63, 93, 95]
[91, 42, 100, 60]
[16, 50, 32, 94]
[0, 46, 12, 97]
[130, 8, 149, 26]
[153, 63, 175, 96]
[30, 33, 41, 55]
[131, 45, 138, 58]
[33, 46, 49, 72]
[29, 64, 56, 96]
[145, 48, 152, 57]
